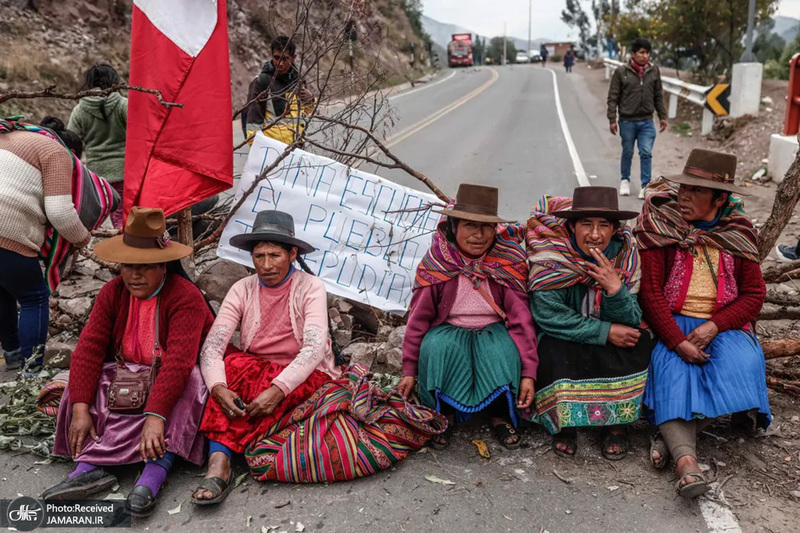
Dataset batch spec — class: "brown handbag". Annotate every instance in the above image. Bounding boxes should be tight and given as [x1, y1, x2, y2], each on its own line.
[107, 300, 162, 414]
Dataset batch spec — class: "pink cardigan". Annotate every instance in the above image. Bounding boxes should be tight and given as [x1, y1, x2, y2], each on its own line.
[402, 277, 539, 379]
[199, 272, 341, 395]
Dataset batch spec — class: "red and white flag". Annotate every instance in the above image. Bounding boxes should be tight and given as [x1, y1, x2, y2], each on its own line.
[124, 0, 232, 219]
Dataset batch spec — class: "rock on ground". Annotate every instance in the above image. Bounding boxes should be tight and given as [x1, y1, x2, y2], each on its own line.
[196, 259, 250, 303]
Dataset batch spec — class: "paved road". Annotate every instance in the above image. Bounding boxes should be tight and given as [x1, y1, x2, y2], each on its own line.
[1, 67, 722, 533]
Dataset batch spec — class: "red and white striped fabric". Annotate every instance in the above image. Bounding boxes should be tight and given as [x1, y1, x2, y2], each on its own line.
[124, 0, 233, 220]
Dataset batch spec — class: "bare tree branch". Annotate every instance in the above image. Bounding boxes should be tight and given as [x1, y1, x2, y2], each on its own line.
[0, 84, 183, 108]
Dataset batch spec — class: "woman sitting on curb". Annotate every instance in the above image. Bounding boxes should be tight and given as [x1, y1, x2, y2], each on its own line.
[526, 187, 654, 460]
[398, 184, 538, 450]
[635, 149, 771, 498]
[192, 210, 340, 505]
[45, 207, 214, 517]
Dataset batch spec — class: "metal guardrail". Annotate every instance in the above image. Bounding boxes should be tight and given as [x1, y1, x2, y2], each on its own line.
[604, 58, 716, 135]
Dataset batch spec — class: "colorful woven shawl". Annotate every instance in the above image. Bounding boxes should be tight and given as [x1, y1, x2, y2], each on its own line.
[527, 195, 641, 293]
[634, 180, 759, 262]
[0, 117, 117, 292]
[244, 364, 448, 483]
[414, 216, 528, 293]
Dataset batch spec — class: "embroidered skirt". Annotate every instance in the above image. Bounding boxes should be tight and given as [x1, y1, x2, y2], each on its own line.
[644, 314, 772, 427]
[530, 330, 654, 435]
[417, 323, 522, 425]
[53, 362, 208, 465]
[199, 352, 330, 453]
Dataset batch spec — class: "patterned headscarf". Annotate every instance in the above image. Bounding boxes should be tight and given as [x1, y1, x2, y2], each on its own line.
[527, 195, 641, 293]
[634, 180, 759, 262]
[414, 214, 528, 293]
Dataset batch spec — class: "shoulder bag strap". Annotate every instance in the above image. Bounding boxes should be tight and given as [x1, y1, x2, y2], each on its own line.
[472, 278, 509, 327]
[700, 244, 719, 288]
[149, 299, 162, 383]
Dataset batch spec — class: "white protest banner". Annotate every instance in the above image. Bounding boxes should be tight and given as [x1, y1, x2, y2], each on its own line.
[217, 133, 443, 312]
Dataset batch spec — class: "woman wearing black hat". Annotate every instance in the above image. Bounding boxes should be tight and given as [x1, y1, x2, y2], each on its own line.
[635, 149, 771, 498]
[192, 210, 340, 505]
[527, 186, 654, 460]
[398, 184, 538, 450]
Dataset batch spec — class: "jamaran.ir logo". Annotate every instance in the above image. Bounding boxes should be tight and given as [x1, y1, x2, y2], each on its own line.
[7, 496, 45, 531]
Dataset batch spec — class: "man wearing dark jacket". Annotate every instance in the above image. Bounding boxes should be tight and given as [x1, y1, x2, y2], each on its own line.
[242, 36, 314, 141]
[607, 38, 668, 199]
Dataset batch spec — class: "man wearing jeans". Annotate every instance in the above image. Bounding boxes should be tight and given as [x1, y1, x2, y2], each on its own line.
[607, 38, 668, 198]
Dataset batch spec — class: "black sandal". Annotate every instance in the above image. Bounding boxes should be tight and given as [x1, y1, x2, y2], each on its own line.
[191, 469, 236, 506]
[430, 422, 455, 450]
[492, 422, 521, 450]
[601, 428, 629, 461]
[552, 429, 577, 458]
[41, 468, 118, 501]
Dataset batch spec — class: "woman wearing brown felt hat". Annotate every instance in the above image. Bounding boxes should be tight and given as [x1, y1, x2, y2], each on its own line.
[46, 207, 214, 517]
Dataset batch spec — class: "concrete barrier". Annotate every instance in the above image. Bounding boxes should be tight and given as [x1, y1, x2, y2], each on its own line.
[768, 133, 798, 183]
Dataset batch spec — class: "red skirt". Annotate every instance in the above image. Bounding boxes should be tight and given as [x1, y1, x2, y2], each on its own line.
[200, 351, 330, 453]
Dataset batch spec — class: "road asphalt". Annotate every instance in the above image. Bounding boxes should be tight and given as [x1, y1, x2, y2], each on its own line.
[1, 66, 721, 532]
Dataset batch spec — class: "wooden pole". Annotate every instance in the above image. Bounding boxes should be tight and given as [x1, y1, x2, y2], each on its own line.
[176, 207, 195, 278]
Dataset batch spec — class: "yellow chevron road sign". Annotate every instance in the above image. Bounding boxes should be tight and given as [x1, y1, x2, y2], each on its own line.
[705, 84, 730, 116]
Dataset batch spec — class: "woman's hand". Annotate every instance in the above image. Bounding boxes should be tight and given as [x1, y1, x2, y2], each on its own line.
[397, 376, 416, 399]
[212, 383, 246, 420]
[686, 321, 719, 351]
[586, 248, 623, 295]
[516, 377, 535, 409]
[68, 403, 98, 458]
[246, 386, 285, 419]
[139, 415, 166, 461]
[675, 340, 710, 365]
[608, 324, 641, 348]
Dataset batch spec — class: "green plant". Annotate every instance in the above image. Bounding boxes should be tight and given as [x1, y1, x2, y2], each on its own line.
[551, 54, 562, 62]
[672, 121, 692, 137]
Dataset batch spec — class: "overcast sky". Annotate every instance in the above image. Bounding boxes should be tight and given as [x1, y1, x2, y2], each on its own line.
[422, 0, 800, 42]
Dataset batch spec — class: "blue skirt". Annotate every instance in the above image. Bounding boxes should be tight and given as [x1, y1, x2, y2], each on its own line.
[643, 314, 772, 427]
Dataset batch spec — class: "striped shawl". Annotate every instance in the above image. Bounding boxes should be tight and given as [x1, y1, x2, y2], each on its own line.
[633, 180, 759, 262]
[527, 195, 641, 293]
[414, 217, 528, 293]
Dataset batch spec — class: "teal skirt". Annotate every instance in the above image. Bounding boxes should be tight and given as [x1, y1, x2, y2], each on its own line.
[418, 322, 522, 425]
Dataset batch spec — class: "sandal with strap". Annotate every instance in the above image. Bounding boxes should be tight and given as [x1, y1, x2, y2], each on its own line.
[492, 422, 521, 450]
[430, 422, 455, 450]
[191, 469, 236, 506]
[552, 429, 577, 458]
[601, 428, 629, 461]
[676, 471, 711, 499]
[650, 432, 669, 470]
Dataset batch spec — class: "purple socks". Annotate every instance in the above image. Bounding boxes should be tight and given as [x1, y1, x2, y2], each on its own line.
[68, 462, 98, 479]
[135, 463, 169, 496]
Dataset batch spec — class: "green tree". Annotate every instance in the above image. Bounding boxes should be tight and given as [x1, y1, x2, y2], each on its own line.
[473, 36, 486, 64]
[562, 0, 592, 56]
[486, 36, 518, 64]
[400, 0, 429, 43]
[753, 21, 786, 64]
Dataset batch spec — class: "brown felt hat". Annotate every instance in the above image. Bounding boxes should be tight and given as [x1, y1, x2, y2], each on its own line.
[432, 183, 513, 224]
[663, 148, 748, 195]
[93, 207, 193, 264]
[552, 186, 639, 221]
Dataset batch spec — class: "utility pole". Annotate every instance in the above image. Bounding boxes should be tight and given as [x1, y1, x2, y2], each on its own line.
[527, 0, 532, 58]
[741, 0, 757, 62]
[503, 22, 507, 65]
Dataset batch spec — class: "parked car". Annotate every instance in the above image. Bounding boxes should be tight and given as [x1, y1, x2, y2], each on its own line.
[529, 50, 542, 63]
[515, 51, 529, 64]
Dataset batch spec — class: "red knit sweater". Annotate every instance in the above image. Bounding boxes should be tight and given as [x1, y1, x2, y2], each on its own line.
[639, 247, 765, 349]
[68, 274, 214, 418]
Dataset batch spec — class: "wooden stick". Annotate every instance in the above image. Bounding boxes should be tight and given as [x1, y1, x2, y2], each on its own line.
[758, 138, 800, 262]
[176, 207, 195, 278]
[762, 339, 800, 359]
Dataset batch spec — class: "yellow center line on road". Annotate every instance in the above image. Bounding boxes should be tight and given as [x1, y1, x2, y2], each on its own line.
[384, 68, 499, 149]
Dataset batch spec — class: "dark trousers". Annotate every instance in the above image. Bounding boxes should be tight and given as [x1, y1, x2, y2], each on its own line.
[0, 248, 49, 368]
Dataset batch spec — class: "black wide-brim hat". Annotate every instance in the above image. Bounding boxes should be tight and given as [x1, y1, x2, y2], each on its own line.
[552, 186, 639, 221]
[663, 148, 748, 195]
[229, 210, 315, 255]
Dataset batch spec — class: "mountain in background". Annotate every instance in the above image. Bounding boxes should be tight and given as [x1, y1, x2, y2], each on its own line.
[773, 15, 800, 43]
[421, 14, 552, 53]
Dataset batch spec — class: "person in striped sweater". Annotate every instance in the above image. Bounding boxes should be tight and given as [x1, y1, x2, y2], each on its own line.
[0, 126, 91, 374]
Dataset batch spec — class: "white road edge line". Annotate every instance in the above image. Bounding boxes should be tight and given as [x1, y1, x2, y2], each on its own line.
[545, 68, 589, 187]
[388, 70, 457, 101]
[699, 496, 742, 533]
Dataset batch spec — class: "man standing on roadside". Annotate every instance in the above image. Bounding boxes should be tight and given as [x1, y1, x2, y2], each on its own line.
[607, 37, 668, 199]
[242, 36, 315, 143]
